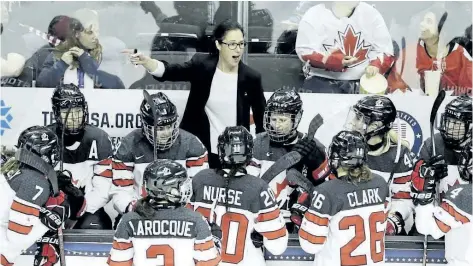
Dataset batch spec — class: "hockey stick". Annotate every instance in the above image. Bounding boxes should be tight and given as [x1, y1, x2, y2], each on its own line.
[422, 90, 446, 266]
[143, 90, 158, 160]
[261, 114, 324, 183]
[400, 37, 406, 76]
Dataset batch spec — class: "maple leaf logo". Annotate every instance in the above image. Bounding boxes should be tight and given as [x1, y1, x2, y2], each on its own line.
[322, 24, 372, 67]
[275, 178, 289, 198]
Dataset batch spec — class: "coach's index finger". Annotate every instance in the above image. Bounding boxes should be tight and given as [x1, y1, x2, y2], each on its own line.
[121, 48, 137, 54]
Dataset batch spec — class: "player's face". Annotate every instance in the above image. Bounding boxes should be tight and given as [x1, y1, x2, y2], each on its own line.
[216, 29, 244, 69]
[269, 113, 293, 135]
[60, 107, 84, 131]
[445, 117, 466, 140]
[345, 108, 368, 135]
[155, 124, 174, 144]
[420, 12, 439, 40]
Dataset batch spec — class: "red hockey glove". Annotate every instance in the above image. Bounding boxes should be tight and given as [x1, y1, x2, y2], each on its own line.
[33, 231, 59, 266]
[386, 212, 406, 236]
[411, 156, 443, 205]
[39, 191, 70, 231]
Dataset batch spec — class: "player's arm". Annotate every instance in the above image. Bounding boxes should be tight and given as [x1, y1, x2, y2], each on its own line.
[186, 136, 209, 177]
[459, 46, 472, 91]
[295, 6, 345, 72]
[109, 139, 137, 214]
[84, 133, 115, 213]
[108, 214, 134, 266]
[254, 183, 288, 255]
[193, 216, 221, 266]
[416, 185, 472, 239]
[4, 178, 52, 262]
[299, 186, 335, 255]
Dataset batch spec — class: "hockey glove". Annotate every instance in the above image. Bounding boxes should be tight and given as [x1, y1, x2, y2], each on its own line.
[292, 138, 329, 183]
[411, 158, 438, 206]
[289, 189, 310, 230]
[57, 170, 86, 219]
[251, 230, 264, 248]
[39, 191, 70, 231]
[208, 222, 223, 254]
[386, 212, 406, 236]
[33, 231, 59, 266]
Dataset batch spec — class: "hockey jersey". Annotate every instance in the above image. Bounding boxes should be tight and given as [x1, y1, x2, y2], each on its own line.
[189, 168, 288, 266]
[366, 144, 415, 232]
[108, 129, 208, 213]
[419, 133, 465, 196]
[415, 183, 472, 266]
[417, 41, 472, 96]
[0, 168, 51, 265]
[47, 124, 113, 214]
[299, 173, 390, 266]
[108, 206, 220, 266]
[296, 2, 394, 81]
[252, 132, 329, 212]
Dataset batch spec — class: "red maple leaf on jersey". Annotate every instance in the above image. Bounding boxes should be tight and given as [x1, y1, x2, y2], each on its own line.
[275, 178, 289, 198]
[322, 24, 372, 67]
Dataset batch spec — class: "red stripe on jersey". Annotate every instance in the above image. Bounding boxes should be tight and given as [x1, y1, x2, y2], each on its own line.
[194, 240, 214, 251]
[311, 157, 329, 180]
[257, 208, 280, 222]
[11, 200, 39, 216]
[299, 228, 326, 244]
[392, 192, 411, 199]
[434, 217, 451, 233]
[8, 220, 33, 235]
[261, 227, 286, 240]
[393, 175, 411, 184]
[113, 179, 134, 187]
[112, 162, 132, 171]
[112, 240, 133, 251]
[186, 154, 208, 167]
[1, 254, 13, 266]
[185, 203, 194, 210]
[441, 201, 470, 224]
[98, 169, 113, 178]
[107, 258, 133, 266]
[195, 254, 221, 266]
[97, 158, 112, 166]
[304, 212, 329, 226]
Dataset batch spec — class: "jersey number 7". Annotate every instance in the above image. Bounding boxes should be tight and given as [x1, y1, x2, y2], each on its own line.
[339, 211, 385, 265]
[196, 206, 249, 264]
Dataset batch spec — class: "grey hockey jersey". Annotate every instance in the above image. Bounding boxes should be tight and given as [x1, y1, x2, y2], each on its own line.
[0, 167, 52, 264]
[108, 129, 208, 213]
[189, 168, 288, 266]
[47, 124, 113, 214]
[299, 173, 389, 265]
[108, 206, 220, 266]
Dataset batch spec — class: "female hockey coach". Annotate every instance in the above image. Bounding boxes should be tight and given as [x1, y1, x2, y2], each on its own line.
[124, 19, 266, 169]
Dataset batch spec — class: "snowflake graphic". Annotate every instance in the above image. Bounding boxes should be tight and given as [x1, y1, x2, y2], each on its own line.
[0, 100, 13, 136]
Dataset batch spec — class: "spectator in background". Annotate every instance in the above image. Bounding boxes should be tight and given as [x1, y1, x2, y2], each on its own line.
[124, 20, 266, 168]
[139, 1, 168, 25]
[416, 9, 472, 96]
[296, 1, 394, 94]
[37, 17, 124, 89]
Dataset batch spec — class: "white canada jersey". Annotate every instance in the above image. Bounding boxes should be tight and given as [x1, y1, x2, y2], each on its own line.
[299, 174, 390, 266]
[415, 183, 472, 266]
[189, 169, 288, 266]
[296, 2, 394, 80]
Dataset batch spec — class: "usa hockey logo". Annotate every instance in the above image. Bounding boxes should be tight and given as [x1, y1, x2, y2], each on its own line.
[0, 100, 13, 136]
[393, 111, 423, 156]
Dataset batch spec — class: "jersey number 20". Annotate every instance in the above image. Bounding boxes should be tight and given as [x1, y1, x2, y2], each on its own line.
[339, 211, 385, 265]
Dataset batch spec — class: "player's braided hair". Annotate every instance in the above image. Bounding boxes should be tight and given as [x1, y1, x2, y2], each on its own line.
[347, 165, 372, 184]
[220, 166, 247, 212]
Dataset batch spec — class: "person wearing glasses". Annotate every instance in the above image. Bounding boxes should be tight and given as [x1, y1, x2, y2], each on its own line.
[124, 19, 266, 169]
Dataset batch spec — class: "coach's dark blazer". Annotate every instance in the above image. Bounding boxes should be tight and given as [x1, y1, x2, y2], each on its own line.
[153, 53, 266, 154]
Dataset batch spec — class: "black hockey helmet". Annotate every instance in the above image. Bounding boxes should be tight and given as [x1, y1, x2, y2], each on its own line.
[218, 126, 253, 167]
[345, 95, 397, 139]
[143, 159, 192, 207]
[140, 92, 179, 151]
[439, 96, 472, 148]
[51, 83, 88, 135]
[457, 142, 472, 183]
[264, 88, 303, 143]
[328, 130, 368, 171]
[17, 125, 59, 167]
